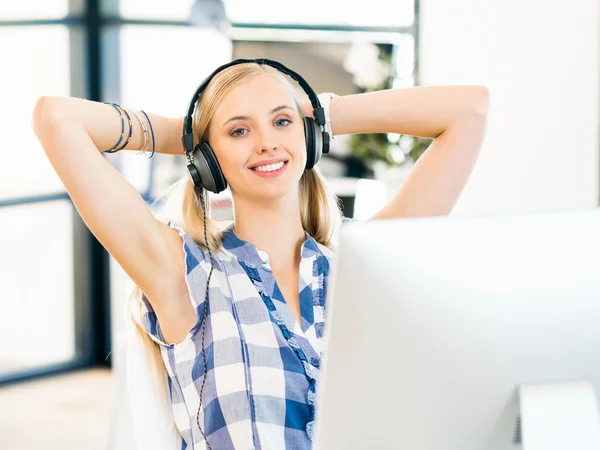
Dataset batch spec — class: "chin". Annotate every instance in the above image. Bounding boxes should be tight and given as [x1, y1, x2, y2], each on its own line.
[240, 166, 302, 201]
[254, 184, 296, 202]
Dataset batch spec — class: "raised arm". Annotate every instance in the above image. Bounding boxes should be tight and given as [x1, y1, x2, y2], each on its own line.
[327, 86, 489, 219]
[32, 97, 194, 343]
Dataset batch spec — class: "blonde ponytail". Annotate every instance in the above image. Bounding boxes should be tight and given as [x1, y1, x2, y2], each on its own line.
[181, 177, 224, 251]
[299, 167, 342, 247]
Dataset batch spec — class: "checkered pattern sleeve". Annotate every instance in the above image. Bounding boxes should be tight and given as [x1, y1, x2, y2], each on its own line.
[138, 220, 211, 348]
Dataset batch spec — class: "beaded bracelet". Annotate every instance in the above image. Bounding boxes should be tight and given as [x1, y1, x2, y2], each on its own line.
[140, 110, 156, 158]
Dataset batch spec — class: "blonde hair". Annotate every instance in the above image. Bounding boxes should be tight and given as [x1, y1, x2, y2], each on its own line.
[125, 62, 342, 439]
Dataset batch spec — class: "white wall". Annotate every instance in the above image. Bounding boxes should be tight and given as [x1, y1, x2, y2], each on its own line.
[419, 0, 599, 217]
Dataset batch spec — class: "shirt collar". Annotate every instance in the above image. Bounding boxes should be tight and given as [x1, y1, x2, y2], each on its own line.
[221, 224, 324, 267]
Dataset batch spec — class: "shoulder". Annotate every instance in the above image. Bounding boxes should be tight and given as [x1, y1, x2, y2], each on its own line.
[137, 219, 230, 346]
[162, 219, 233, 265]
[164, 219, 210, 262]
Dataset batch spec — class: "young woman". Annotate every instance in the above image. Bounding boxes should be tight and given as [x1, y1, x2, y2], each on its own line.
[32, 58, 488, 450]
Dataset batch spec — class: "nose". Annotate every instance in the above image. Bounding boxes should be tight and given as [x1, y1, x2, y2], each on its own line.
[254, 125, 279, 154]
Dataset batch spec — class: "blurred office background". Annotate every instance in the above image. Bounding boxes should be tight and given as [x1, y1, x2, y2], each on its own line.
[0, 0, 598, 448]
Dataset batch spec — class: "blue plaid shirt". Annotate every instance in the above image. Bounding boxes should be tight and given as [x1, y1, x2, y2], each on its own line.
[140, 219, 343, 449]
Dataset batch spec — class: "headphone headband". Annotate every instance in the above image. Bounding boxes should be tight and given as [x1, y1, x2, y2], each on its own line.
[181, 58, 326, 155]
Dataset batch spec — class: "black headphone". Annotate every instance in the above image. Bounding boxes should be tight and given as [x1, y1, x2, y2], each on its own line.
[181, 58, 331, 194]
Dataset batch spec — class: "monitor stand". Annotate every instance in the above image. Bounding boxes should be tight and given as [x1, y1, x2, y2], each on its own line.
[519, 380, 600, 450]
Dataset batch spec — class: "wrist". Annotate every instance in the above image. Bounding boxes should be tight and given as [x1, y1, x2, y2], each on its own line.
[166, 117, 185, 155]
[317, 92, 339, 138]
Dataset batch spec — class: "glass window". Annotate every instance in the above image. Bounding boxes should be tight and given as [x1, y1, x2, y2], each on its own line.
[224, 0, 414, 27]
[0, 26, 72, 201]
[393, 33, 415, 87]
[110, 25, 231, 197]
[0, 200, 76, 375]
[0, 0, 68, 20]
[228, 28, 404, 45]
[118, 0, 414, 27]
[118, 0, 195, 20]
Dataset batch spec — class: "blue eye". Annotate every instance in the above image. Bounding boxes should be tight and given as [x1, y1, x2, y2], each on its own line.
[230, 119, 291, 137]
[230, 128, 246, 137]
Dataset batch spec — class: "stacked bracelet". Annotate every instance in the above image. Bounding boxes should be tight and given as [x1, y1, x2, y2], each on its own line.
[118, 107, 133, 151]
[102, 102, 126, 153]
[102, 102, 133, 153]
[130, 109, 150, 156]
[140, 110, 156, 158]
[102, 102, 155, 158]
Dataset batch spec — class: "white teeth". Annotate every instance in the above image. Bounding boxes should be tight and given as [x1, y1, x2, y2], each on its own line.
[254, 161, 285, 172]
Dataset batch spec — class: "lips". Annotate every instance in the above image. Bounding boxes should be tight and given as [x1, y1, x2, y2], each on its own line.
[249, 160, 289, 178]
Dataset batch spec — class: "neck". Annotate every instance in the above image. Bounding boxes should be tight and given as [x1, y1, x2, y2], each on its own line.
[232, 193, 305, 270]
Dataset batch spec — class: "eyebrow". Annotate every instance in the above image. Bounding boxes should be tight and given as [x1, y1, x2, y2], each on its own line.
[222, 105, 294, 127]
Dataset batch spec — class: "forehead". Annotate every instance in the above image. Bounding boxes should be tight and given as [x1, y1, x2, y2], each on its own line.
[214, 73, 297, 118]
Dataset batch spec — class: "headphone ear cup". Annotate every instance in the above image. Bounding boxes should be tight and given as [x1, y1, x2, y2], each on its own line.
[187, 162, 203, 192]
[321, 129, 331, 156]
[303, 117, 323, 170]
[188, 142, 228, 194]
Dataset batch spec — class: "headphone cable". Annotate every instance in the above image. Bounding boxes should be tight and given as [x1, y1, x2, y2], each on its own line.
[195, 189, 213, 450]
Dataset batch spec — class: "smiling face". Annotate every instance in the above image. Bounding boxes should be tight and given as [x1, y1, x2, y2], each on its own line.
[206, 73, 307, 203]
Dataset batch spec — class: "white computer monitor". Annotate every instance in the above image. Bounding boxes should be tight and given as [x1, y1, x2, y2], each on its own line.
[313, 209, 600, 450]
